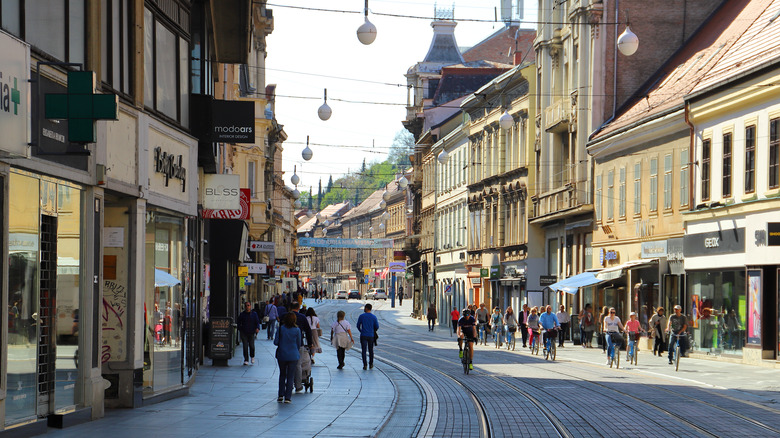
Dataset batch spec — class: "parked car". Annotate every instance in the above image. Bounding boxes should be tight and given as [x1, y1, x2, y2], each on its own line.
[347, 290, 361, 299]
[366, 288, 388, 300]
[335, 290, 348, 299]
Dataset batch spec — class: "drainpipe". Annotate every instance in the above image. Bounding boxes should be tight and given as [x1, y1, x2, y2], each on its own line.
[684, 101, 695, 212]
[613, 0, 619, 118]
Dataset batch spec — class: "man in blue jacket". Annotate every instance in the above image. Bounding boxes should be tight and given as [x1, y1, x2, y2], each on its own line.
[237, 301, 261, 365]
[357, 303, 379, 370]
[290, 301, 313, 392]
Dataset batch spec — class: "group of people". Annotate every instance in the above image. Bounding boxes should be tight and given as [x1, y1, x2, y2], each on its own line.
[578, 303, 690, 366]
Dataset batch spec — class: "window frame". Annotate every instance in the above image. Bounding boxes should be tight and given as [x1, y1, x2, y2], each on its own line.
[595, 174, 602, 223]
[680, 149, 689, 207]
[663, 154, 672, 210]
[650, 157, 658, 212]
[607, 169, 614, 221]
[722, 132, 732, 198]
[101, 0, 133, 97]
[701, 139, 711, 201]
[770, 119, 779, 189]
[633, 162, 641, 216]
[619, 167, 626, 218]
[745, 125, 756, 194]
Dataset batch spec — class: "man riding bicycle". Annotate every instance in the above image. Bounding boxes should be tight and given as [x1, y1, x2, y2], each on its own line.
[457, 309, 477, 370]
[666, 304, 688, 365]
[539, 305, 560, 352]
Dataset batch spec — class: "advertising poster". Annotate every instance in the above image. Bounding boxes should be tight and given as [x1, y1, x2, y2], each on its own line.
[691, 295, 700, 328]
[747, 270, 761, 345]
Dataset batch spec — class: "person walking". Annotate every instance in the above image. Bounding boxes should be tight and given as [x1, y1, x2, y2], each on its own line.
[236, 301, 260, 365]
[519, 304, 530, 347]
[450, 307, 460, 335]
[427, 303, 437, 331]
[398, 286, 404, 306]
[265, 299, 278, 340]
[599, 306, 610, 352]
[357, 303, 379, 370]
[290, 302, 313, 393]
[274, 313, 301, 403]
[490, 307, 504, 346]
[556, 305, 571, 347]
[650, 307, 667, 356]
[331, 310, 354, 369]
[306, 307, 322, 364]
[579, 303, 596, 348]
[504, 306, 518, 348]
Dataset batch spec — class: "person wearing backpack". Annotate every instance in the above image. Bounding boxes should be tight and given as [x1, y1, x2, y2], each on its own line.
[579, 303, 596, 348]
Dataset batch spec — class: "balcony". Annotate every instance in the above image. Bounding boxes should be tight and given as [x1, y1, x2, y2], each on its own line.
[530, 181, 590, 222]
[544, 99, 570, 133]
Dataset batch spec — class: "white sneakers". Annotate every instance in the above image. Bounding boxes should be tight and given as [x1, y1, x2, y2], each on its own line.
[243, 361, 249, 365]
[251, 358, 255, 364]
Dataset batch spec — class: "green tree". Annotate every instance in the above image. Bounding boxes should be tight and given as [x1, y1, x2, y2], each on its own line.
[388, 129, 414, 169]
[326, 175, 334, 193]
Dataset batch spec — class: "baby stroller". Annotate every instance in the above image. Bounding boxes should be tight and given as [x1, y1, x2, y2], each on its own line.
[300, 346, 314, 393]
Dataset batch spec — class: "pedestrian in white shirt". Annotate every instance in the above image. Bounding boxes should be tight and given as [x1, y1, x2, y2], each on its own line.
[556, 305, 571, 347]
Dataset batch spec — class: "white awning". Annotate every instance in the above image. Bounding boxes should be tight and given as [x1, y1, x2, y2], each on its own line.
[596, 259, 658, 281]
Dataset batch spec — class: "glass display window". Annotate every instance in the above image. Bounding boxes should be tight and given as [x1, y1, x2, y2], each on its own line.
[687, 269, 746, 356]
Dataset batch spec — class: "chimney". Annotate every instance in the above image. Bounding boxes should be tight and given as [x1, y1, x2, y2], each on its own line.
[513, 51, 523, 65]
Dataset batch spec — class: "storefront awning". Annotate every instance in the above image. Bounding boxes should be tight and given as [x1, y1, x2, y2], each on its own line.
[596, 259, 658, 282]
[547, 272, 604, 294]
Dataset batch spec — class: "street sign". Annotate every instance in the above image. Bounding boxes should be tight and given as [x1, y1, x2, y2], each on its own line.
[444, 284, 452, 295]
[237, 266, 248, 277]
[389, 261, 406, 273]
[249, 241, 275, 252]
[540, 275, 557, 286]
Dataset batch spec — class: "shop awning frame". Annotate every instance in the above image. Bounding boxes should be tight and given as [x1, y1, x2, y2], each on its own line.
[596, 259, 659, 282]
[547, 272, 604, 295]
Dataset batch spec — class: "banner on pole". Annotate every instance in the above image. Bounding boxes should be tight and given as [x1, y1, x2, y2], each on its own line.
[298, 237, 394, 249]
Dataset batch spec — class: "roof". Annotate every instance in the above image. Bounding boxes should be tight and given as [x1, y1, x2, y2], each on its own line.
[342, 178, 405, 222]
[431, 65, 510, 106]
[296, 202, 351, 233]
[462, 26, 536, 65]
[591, 0, 771, 140]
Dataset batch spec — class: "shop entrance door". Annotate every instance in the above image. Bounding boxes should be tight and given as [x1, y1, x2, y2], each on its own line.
[37, 215, 58, 417]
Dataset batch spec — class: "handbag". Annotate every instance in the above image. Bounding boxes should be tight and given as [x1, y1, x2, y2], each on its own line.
[508, 326, 517, 333]
[263, 316, 270, 323]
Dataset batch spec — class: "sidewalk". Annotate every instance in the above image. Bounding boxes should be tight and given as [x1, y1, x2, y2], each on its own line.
[48, 324, 396, 438]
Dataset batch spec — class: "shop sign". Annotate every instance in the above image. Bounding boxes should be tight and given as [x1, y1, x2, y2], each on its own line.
[203, 174, 240, 210]
[490, 265, 500, 280]
[389, 261, 406, 273]
[249, 241, 275, 252]
[394, 251, 406, 261]
[202, 188, 250, 220]
[747, 270, 761, 345]
[275, 258, 288, 265]
[288, 271, 299, 276]
[209, 317, 233, 359]
[364, 268, 371, 276]
[768, 223, 780, 246]
[0, 32, 29, 157]
[211, 99, 255, 143]
[540, 275, 557, 286]
[666, 238, 685, 261]
[480, 268, 489, 278]
[470, 277, 481, 286]
[240, 263, 267, 274]
[684, 228, 745, 257]
[641, 241, 667, 259]
[599, 248, 619, 266]
[237, 266, 249, 277]
[154, 147, 186, 191]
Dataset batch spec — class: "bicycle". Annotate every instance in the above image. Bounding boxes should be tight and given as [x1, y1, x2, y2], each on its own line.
[625, 331, 642, 365]
[669, 333, 686, 371]
[530, 329, 541, 355]
[493, 325, 504, 349]
[478, 323, 488, 346]
[461, 337, 475, 374]
[606, 332, 623, 369]
[542, 328, 558, 361]
[506, 326, 517, 351]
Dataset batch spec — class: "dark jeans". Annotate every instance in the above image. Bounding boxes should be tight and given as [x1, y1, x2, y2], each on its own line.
[337, 347, 346, 367]
[360, 335, 375, 367]
[520, 324, 528, 347]
[559, 323, 569, 346]
[452, 320, 458, 334]
[543, 330, 557, 348]
[266, 319, 276, 339]
[428, 318, 436, 330]
[653, 332, 667, 355]
[240, 332, 255, 361]
[580, 328, 594, 346]
[668, 334, 688, 362]
[277, 359, 297, 400]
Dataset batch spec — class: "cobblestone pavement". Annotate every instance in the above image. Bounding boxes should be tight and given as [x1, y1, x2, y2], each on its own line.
[38, 298, 780, 437]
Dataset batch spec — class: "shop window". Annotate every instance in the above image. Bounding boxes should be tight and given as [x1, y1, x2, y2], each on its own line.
[770, 119, 779, 189]
[101, 0, 133, 95]
[701, 139, 711, 201]
[745, 125, 756, 193]
[687, 270, 746, 356]
[1, 0, 85, 64]
[722, 133, 732, 197]
[144, 6, 190, 126]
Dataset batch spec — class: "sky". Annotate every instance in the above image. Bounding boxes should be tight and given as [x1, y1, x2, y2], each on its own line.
[265, 0, 538, 193]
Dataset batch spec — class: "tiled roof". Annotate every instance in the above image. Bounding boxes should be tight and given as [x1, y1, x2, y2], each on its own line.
[592, 0, 772, 140]
[296, 202, 351, 233]
[462, 26, 536, 65]
[432, 66, 510, 106]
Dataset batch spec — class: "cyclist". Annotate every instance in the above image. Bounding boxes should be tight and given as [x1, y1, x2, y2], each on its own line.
[475, 303, 489, 343]
[539, 305, 560, 353]
[624, 311, 643, 359]
[666, 304, 688, 365]
[504, 306, 518, 349]
[527, 306, 541, 351]
[603, 307, 625, 365]
[457, 309, 477, 370]
[491, 307, 504, 347]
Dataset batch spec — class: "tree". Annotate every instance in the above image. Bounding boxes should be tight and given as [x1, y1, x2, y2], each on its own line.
[388, 129, 414, 169]
[360, 158, 367, 174]
[317, 179, 322, 209]
[326, 175, 334, 193]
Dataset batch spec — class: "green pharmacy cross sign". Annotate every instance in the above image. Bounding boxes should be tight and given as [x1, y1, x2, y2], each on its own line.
[44, 71, 118, 143]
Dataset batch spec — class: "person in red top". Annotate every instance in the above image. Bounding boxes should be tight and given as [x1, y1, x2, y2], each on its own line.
[450, 307, 460, 335]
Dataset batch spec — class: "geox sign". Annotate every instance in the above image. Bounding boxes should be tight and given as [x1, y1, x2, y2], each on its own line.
[154, 147, 186, 191]
[212, 99, 254, 143]
[0, 31, 30, 157]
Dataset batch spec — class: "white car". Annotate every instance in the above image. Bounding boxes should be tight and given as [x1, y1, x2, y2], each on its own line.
[335, 290, 348, 299]
[366, 288, 388, 300]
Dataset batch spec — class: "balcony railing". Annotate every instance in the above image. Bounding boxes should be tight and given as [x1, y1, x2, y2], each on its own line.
[544, 99, 570, 133]
[530, 181, 588, 220]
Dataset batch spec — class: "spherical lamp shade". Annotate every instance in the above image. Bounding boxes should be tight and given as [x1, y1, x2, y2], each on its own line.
[381, 211, 389, 222]
[357, 231, 363, 238]
[617, 26, 639, 56]
[369, 226, 374, 234]
[294, 199, 302, 209]
[316, 213, 322, 222]
[307, 210, 315, 218]
[378, 223, 385, 231]
[322, 228, 328, 236]
[323, 220, 330, 227]
[499, 110, 514, 130]
[302, 145, 313, 161]
[292, 189, 300, 200]
[318, 102, 332, 121]
[437, 149, 449, 165]
[382, 190, 390, 202]
[398, 176, 409, 189]
[357, 18, 377, 45]
[379, 200, 387, 209]
[305, 232, 310, 238]
[291, 173, 300, 186]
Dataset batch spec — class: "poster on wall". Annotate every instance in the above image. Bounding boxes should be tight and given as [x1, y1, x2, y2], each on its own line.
[691, 295, 700, 328]
[747, 269, 761, 346]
